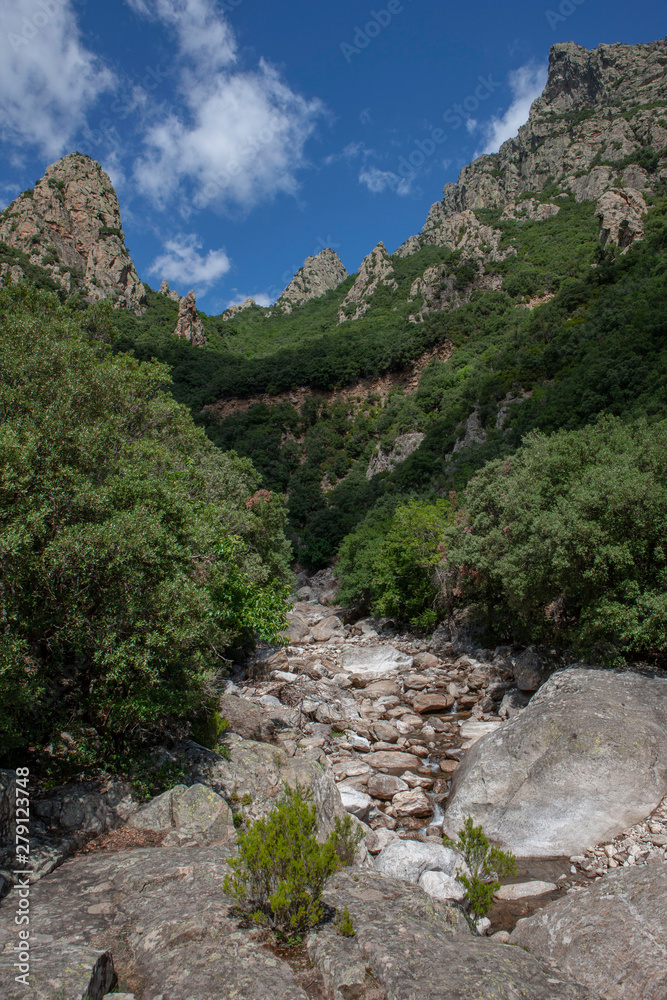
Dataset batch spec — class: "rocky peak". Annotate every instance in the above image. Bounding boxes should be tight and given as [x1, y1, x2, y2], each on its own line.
[409, 38, 667, 252]
[159, 279, 180, 301]
[338, 242, 397, 323]
[174, 290, 207, 347]
[0, 152, 145, 312]
[274, 248, 348, 315]
[222, 296, 256, 321]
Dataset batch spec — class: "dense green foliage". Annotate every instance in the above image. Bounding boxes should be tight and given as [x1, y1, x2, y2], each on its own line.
[337, 498, 453, 625]
[443, 415, 667, 663]
[0, 285, 292, 775]
[444, 817, 517, 920]
[223, 784, 357, 942]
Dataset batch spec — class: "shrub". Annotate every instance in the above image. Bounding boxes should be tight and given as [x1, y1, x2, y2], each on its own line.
[443, 415, 667, 662]
[0, 285, 292, 769]
[223, 784, 343, 941]
[335, 906, 355, 937]
[444, 816, 517, 919]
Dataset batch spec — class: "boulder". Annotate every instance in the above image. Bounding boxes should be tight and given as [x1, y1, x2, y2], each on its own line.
[391, 788, 432, 817]
[418, 869, 466, 902]
[337, 785, 372, 821]
[371, 721, 400, 743]
[308, 868, 595, 1000]
[374, 839, 459, 883]
[0, 844, 312, 1000]
[363, 750, 422, 770]
[126, 784, 236, 845]
[412, 691, 455, 714]
[413, 652, 441, 670]
[511, 862, 667, 1000]
[363, 680, 402, 698]
[513, 645, 560, 692]
[444, 668, 667, 856]
[366, 774, 408, 800]
[340, 644, 413, 679]
[495, 881, 557, 900]
[365, 827, 400, 853]
[188, 735, 347, 840]
[219, 693, 277, 743]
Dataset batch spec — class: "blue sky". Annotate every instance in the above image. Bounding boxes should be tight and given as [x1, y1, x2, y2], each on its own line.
[0, 1, 664, 313]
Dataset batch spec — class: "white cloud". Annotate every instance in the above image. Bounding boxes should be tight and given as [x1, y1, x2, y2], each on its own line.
[0, 0, 114, 157]
[125, 0, 236, 73]
[480, 63, 547, 155]
[129, 0, 324, 210]
[466, 118, 478, 134]
[148, 234, 231, 290]
[359, 166, 412, 197]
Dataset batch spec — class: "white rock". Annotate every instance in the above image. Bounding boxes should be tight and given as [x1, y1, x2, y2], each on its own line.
[341, 645, 413, 679]
[418, 870, 466, 902]
[338, 785, 373, 821]
[495, 881, 557, 900]
[374, 839, 459, 883]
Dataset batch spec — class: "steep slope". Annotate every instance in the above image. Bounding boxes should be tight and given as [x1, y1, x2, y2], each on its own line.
[272, 247, 348, 315]
[0, 152, 145, 312]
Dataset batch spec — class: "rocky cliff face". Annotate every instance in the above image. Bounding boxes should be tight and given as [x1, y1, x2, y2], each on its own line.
[0, 153, 145, 312]
[274, 248, 348, 315]
[222, 296, 256, 321]
[338, 242, 397, 323]
[413, 39, 666, 253]
[174, 290, 207, 347]
[387, 38, 667, 324]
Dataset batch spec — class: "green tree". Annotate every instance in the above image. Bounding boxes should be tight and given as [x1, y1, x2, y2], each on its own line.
[0, 285, 292, 766]
[443, 415, 667, 662]
[444, 817, 517, 919]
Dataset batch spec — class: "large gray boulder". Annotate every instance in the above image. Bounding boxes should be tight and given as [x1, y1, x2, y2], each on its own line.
[340, 644, 413, 679]
[444, 668, 667, 856]
[126, 783, 236, 845]
[0, 845, 311, 1000]
[308, 868, 596, 1000]
[511, 862, 667, 1000]
[188, 735, 347, 840]
[374, 839, 460, 883]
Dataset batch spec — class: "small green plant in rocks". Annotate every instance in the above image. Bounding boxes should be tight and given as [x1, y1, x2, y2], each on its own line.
[223, 784, 345, 942]
[444, 816, 517, 918]
[335, 905, 355, 937]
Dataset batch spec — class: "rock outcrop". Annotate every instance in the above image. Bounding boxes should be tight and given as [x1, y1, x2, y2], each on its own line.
[221, 295, 256, 320]
[595, 186, 647, 250]
[366, 431, 425, 479]
[394, 38, 667, 287]
[0, 153, 145, 311]
[338, 242, 397, 322]
[274, 248, 348, 315]
[309, 868, 596, 1000]
[173, 289, 207, 346]
[511, 862, 667, 1000]
[443, 668, 667, 856]
[158, 278, 180, 301]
